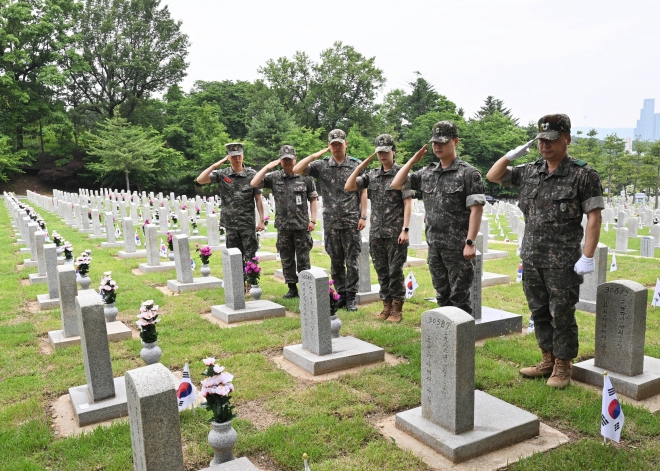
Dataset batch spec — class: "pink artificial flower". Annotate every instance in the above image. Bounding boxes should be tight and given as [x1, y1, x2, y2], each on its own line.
[213, 365, 224, 374]
[202, 357, 216, 366]
[333, 293, 341, 301]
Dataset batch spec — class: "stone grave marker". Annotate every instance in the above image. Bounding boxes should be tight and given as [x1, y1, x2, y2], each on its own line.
[576, 243, 608, 313]
[139, 224, 175, 273]
[651, 224, 660, 247]
[615, 227, 632, 253]
[68, 292, 128, 426]
[118, 217, 147, 259]
[211, 247, 284, 323]
[409, 211, 428, 249]
[28, 231, 48, 284]
[282, 268, 384, 375]
[395, 307, 539, 463]
[573, 280, 660, 400]
[356, 238, 379, 305]
[37, 244, 60, 310]
[101, 211, 124, 248]
[640, 236, 655, 257]
[167, 234, 222, 293]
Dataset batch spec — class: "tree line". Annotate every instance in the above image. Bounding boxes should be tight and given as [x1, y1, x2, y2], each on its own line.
[2, 0, 658, 204]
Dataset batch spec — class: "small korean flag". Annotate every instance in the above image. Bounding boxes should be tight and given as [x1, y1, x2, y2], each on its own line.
[115, 225, 121, 238]
[516, 241, 521, 257]
[135, 231, 141, 246]
[652, 278, 660, 307]
[516, 261, 523, 283]
[527, 316, 535, 334]
[500, 229, 505, 237]
[610, 253, 617, 272]
[190, 258, 195, 270]
[405, 271, 419, 299]
[177, 363, 196, 411]
[601, 374, 624, 443]
[45, 231, 50, 243]
[159, 238, 168, 258]
[604, 222, 609, 232]
[504, 235, 510, 243]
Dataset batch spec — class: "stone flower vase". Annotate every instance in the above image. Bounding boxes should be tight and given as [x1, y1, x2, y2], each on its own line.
[104, 302, 118, 322]
[140, 341, 162, 365]
[208, 420, 237, 466]
[64, 257, 74, 265]
[168, 251, 175, 261]
[56, 246, 64, 256]
[249, 284, 262, 300]
[200, 263, 211, 277]
[330, 314, 342, 338]
[193, 227, 199, 235]
[78, 275, 91, 290]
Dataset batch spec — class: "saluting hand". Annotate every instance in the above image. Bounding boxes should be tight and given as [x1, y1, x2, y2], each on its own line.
[358, 154, 375, 170]
[214, 156, 229, 168]
[266, 159, 282, 170]
[411, 145, 428, 164]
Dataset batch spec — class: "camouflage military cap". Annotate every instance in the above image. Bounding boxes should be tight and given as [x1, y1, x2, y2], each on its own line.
[225, 142, 244, 156]
[430, 121, 459, 143]
[279, 145, 296, 159]
[536, 114, 571, 140]
[374, 134, 396, 153]
[328, 129, 347, 144]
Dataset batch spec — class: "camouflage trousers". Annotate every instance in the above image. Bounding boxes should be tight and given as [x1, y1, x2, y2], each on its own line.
[276, 229, 313, 284]
[522, 263, 582, 360]
[427, 246, 474, 315]
[370, 237, 408, 301]
[325, 228, 361, 293]
[225, 228, 259, 266]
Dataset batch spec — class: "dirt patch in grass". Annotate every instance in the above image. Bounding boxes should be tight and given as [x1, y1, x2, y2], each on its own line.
[40, 337, 54, 355]
[238, 399, 282, 431]
[26, 301, 40, 313]
[157, 286, 177, 296]
[50, 394, 128, 438]
[20, 278, 30, 286]
[131, 268, 144, 276]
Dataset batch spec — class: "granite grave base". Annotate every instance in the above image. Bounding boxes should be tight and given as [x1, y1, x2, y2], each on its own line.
[37, 293, 60, 310]
[29, 273, 47, 284]
[482, 249, 509, 260]
[47, 321, 132, 349]
[482, 272, 510, 287]
[211, 300, 285, 324]
[356, 284, 380, 305]
[199, 457, 260, 471]
[100, 241, 125, 248]
[255, 251, 276, 261]
[117, 249, 147, 259]
[23, 259, 38, 268]
[571, 357, 660, 400]
[404, 256, 426, 267]
[69, 376, 128, 426]
[575, 299, 596, 313]
[166, 276, 223, 293]
[283, 336, 384, 376]
[475, 307, 523, 340]
[274, 266, 329, 281]
[138, 261, 176, 273]
[395, 390, 539, 463]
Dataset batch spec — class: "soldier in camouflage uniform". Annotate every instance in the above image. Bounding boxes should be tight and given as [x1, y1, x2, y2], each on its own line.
[196, 143, 265, 266]
[487, 114, 604, 389]
[251, 145, 318, 298]
[345, 134, 413, 323]
[392, 122, 486, 314]
[293, 129, 367, 311]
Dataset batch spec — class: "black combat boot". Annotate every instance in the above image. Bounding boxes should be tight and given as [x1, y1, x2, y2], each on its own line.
[283, 283, 298, 299]
[346, 292, 358, 311]
[336, 291, 347, 309]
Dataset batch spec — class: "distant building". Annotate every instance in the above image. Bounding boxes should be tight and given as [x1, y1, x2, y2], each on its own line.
[633, 98, 660, 141]
[625, 137, 633, 153]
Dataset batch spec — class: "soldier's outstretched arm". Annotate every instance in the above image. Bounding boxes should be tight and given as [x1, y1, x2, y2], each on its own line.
[250, 159, 281, 188]
[487, 140, 534, 183]
[308, 198, 318, 232]
[293, 147, 330, 175]
[345, 154, 375, 191]
[255, 195, 265, 232]
[391, 144, 427, 190]
[197, 156, 229, 184]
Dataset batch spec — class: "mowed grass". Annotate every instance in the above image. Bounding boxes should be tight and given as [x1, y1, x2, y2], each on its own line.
[0, 201, 659, 471]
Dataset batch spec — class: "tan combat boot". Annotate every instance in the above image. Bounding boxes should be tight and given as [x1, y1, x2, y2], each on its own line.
[375, 300, 392, 320]
[519, 350, 555, 378]
[387, 300, 404, 323]
[547, 358, 572, 389]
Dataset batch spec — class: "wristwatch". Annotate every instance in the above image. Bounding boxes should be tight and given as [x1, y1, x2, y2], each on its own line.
[360, 215, 367, 220]
[403, 227, 409, 232]
[465, 239, 474, 246]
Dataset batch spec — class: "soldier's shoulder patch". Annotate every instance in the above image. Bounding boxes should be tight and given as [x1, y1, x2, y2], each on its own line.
[472, 172, 482, 182]
[320, 156, 330, 161]
[591, 173, 600, 184]
[574, 159, 588, 167]
[349, 156, 360, 162]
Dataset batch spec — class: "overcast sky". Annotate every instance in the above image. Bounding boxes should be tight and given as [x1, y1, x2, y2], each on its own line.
[162, 0, 659, 130]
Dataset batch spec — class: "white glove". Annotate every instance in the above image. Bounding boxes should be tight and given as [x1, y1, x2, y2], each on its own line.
[505, 139, 535, 161]
[574, 254, 595, 275]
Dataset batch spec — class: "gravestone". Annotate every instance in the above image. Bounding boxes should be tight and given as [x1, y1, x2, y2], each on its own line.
[139, 224, 175, 273]
[80, 205, 92, 233]
[282, 268, 384, 375]
[617, 211, 626, 228]
[167, 234, 222, 293]
[37, 244, 60, 310]
[68, 292, 128, 426]
[206, 213, 223, 250]
[101, 211, 124, 248]
[572, 280, 660, 400]
[615, 228, 632, 253]
[469, 251, 521, 339]
[211, 248, 284, 323]
[118, 217, 147, 259]
[356, 238, 379, 305]
[179, 209, 190, 236]
[125, 363, 184, 471]
[628, 217, 639, 238]
[89, 208, 104, 238]
[603, 208, 614, 225]
[28, 231, 48, 284]
[23, 222, 39, 267]
[640, 236, 655, 258]
[409, 212, 428, 250]
[651, 224, 660, 247]
[395, 307, 539, 463]
[576, 243, 608, 313]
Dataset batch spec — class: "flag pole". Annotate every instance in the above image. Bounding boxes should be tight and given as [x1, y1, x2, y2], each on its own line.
[603, 371, 608, 445]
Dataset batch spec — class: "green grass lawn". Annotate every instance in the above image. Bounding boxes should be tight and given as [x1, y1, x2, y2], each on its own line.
[1, 202, 660, 470]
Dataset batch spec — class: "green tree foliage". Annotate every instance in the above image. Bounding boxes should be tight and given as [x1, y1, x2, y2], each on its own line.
[283, 127, 326, 160]
[246, 97, 294, 166]
[86, 117, 183, 191]
[345, 125, 374, 162]
[599, 134, 625, 203]
[0, 135, 26, 181]
[67, 0, 190, 119]
[646, 140, 660, 209]
[259, 41, 385, 134]
[474, 95, 518, 124]
[0, 0, 79, 149]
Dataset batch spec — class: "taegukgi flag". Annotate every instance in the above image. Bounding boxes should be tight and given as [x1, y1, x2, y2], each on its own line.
[516, 261, 523, 283]
[405, 271, 419, 299]
[177, 363, 196, 411]
[610, 254, 617, 272]
[159, 238, 168, 258]
[135, 231, 141, 246]
[115, 225, 121, 238]
[652, 278, 660, 307]
[601, 374, 624, 442]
